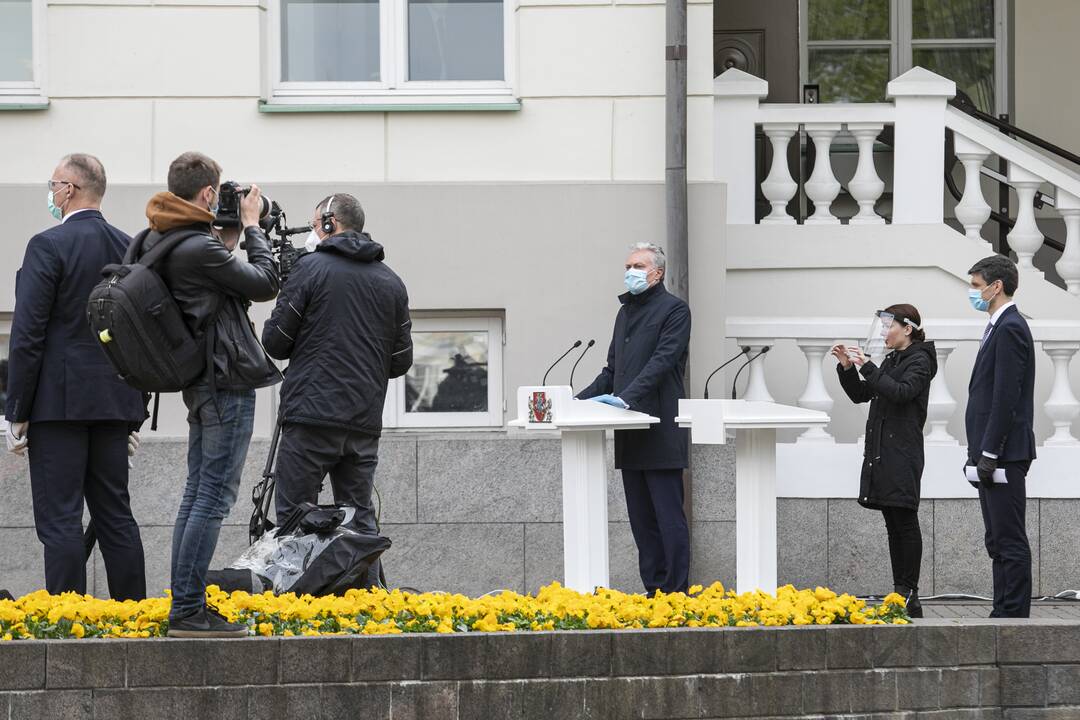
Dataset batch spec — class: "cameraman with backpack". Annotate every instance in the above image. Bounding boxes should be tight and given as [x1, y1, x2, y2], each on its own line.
[141, 152, 280, 637]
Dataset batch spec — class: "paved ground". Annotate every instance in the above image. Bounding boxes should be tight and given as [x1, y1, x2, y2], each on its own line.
[920, 599, 1080, 619]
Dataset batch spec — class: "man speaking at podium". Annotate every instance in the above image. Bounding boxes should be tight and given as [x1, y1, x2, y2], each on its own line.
[577, 242, 691, 595]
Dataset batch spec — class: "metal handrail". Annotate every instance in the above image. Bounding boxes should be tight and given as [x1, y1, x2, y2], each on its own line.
[949, 94, 1080, 169]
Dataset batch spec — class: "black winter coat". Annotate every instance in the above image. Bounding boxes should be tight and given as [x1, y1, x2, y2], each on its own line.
[262, 231, 412, 436]
[837, 342, 938, 511]
[578, 283, 690, 470]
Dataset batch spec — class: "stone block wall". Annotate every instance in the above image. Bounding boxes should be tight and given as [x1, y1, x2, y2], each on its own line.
[3, 621, 1080, 718]
[0, 433, 1077, 599]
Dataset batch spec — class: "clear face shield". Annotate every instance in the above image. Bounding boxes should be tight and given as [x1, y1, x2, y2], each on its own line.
[860, 310, 895, 359]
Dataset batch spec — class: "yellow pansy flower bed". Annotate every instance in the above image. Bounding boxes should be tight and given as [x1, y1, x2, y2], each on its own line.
[0, 582, 909, 640]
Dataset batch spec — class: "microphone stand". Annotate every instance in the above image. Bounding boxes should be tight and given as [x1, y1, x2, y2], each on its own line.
[730, 346, 771, 400]
[702, 346, 751, 399]
[568, 340, 596, 392]
[542, 340, 582, 385]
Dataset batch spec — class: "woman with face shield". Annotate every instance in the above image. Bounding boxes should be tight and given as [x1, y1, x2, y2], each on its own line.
[830, 304, 937, 618]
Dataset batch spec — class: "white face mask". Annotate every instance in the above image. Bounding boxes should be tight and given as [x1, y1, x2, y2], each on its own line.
[304, 229, 322, 253]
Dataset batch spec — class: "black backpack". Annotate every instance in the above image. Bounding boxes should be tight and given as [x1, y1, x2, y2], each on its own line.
[87, 228, 209, 395]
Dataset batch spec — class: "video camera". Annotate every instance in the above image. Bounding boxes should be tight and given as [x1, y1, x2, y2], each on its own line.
[215, 181, 310, 281]
[213, 180, 273, 230]
[262, 203, 311, 281]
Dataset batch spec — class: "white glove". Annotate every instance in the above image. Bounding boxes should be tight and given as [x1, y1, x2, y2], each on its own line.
[127, 432, 140, 469]
[6, 421, 28, 456]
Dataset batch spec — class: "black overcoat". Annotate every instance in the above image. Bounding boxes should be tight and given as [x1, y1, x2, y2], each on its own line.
[578, 282, 691, 470]
[837, 342, 937, 510]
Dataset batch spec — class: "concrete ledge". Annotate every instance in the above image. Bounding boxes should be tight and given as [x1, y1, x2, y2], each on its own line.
[3, 621, 1080, 718]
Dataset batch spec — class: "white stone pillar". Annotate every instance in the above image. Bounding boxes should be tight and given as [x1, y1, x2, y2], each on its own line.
[741, 344, 774, 402]
[760, 123, 799, 225]
[804, 123, 842, 225]
[1055, 189, 1080, 295]
[714, 69, 770, 225]
[846, 123, 886, 225]
[1043, 342, 1080, 446]
[795, 341, 835, 443]
[953, 134, 992, 243]
[925, 342, 959, 445]
[1007, 164, 1045, 271]
[886, 67, 956, 224]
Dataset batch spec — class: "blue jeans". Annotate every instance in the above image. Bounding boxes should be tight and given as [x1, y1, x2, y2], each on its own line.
[170, 387, 256, 619]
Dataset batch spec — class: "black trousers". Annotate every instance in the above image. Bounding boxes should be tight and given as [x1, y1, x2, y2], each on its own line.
[880, 506, 922, 592]
[27, 421, 146, 600]
[978, 460, 1032, 618]
[274, 422, 382, 588]
[621, 469, 690, 595]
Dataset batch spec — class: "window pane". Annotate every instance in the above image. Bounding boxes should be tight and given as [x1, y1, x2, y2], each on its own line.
[282, 0, 379, 82]
[808, 48, 890, 103]
[0, 0, 33, 82]
[913, 46, 995, 113]
[405, 332, 489, 413]
[912, 0, 994, 40]
[408, 0, 503, 81]
[808, 0, 889, 41]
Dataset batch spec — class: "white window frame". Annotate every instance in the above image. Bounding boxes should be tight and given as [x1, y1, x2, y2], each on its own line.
[383, 315, 504, 429]
[800, 0, 1008, 115]
[0, 0, 47, 106]
[265, 0, 517, 107]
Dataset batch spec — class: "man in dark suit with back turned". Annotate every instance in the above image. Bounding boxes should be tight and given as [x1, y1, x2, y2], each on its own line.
[965, 255, 1036, 618]
[5, 154, 147, 599]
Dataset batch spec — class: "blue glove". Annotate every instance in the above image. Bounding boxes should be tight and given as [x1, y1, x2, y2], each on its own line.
[590, 394, 629, 409]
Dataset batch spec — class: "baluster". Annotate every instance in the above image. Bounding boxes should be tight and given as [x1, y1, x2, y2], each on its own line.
[1055, 189, 1080, 295]
[760, 123, 798, 225]
[741, 343, 774, 402]
[1042, 342, 1080, 446]
[1007, 164, 1045, 271]
[846, 123, 885, 225]
[795, 341, 835, 443]
[925, 342, 958, 445]
[804, 123, 842, 225]
[953, 136, 992, 243]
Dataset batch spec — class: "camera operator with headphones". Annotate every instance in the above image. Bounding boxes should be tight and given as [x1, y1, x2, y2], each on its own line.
[263, 194, 412, 589]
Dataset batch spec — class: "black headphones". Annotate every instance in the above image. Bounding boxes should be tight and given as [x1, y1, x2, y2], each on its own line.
[320, 195, 336, 235]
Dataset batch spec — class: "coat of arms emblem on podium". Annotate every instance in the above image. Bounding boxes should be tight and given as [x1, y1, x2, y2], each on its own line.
[528, 391, 553, 423]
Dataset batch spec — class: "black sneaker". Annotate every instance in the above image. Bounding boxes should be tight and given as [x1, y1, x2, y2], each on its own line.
[167, 605, 248, 638]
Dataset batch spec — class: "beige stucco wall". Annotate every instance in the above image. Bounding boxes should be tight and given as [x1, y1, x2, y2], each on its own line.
[1012, 0, 1080, 151]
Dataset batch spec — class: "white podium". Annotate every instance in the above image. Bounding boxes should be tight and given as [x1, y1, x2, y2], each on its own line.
[508, 386, 659, 593]
[676, 399, 830, 594]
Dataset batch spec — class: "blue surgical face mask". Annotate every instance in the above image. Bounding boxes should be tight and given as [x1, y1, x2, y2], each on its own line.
[47, 191, 63, 221]
[625, 268, 649, 295]
[969, 287, 991, 312]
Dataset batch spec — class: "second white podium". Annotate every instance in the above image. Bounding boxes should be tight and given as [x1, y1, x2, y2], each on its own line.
[676, 399, 829, 594]
[508, 386, 659, 593]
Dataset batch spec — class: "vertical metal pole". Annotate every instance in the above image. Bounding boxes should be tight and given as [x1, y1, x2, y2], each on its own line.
[998, 113, 1012, 257]
[665, 0, 692, 568]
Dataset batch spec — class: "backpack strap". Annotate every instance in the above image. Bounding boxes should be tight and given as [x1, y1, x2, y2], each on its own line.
[123, 229, 152, 264]
[133, 228, 206, 268]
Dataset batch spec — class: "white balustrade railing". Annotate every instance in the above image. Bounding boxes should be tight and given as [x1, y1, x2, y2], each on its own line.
[727, 317, 1080, 449]
[714, 66, 1080, 295]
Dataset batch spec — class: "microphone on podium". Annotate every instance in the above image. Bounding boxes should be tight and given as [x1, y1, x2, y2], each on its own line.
[541, 340, 582, 385]
[702, 346, 751, 399]
[568, 339, 596, 391]
[730, 346, 772, 400]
